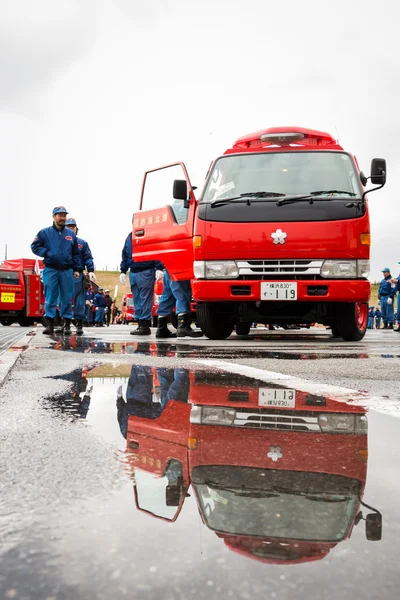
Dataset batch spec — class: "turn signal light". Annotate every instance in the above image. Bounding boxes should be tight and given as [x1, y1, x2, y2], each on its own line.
[188, 437, 198, 450]
[357, 449, 368, 463]
[193, 236, 202, 248]
[360, 233, 371, 246]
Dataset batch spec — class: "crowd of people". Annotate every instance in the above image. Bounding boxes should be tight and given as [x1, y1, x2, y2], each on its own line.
[367, 267, 400, 331]
[31, 205, 202, 337]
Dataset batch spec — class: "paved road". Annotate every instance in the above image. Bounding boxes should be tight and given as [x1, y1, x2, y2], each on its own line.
[0, 324, 399, 599]
[0, 325, 29, 355]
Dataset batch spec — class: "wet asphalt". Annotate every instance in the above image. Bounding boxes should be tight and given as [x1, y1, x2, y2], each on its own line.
[0, 324, 399, 599]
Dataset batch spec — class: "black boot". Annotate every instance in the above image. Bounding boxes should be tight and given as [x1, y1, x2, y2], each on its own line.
[42, 317, 54, 335]
[54, 318, 65, 334]
[135, 319, 152, 335]
[63, 319, 72, 335]
[130, 321, 141, 335]
[76, 320, 83, 336]
[176, 313, 203, 338]
[389, 323, 394, 330]
[156, 316, 176, 338]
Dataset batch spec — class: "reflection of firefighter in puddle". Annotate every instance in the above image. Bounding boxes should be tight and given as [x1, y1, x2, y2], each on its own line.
[116, 365, 190, 439]
[46, 367, 93, 418]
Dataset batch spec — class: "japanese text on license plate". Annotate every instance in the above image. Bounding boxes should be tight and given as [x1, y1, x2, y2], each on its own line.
[258, 388, 296, 407]
[261, 282, 297, 300]
[1, 292, 15, 303]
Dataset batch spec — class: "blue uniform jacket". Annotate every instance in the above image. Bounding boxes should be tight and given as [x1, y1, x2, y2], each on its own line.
[94, 293, 107, 307]
[85, 290, 95, 303]
[120, 232, 162, 274]
[31, 224, 80, 271]
[378, 277, 395, 298]
[76, 236, 95, 273]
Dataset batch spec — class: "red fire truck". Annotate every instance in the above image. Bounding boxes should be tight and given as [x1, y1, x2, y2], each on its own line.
[132, 126, 386, 341]
[124, 368, 381, 563]
[0, 258, 44, 326]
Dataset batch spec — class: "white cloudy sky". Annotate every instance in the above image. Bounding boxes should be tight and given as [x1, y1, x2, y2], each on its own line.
[0, 0, 399, 279]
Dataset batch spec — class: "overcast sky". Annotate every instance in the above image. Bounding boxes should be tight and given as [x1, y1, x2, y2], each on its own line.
[0, 0, 399, 279]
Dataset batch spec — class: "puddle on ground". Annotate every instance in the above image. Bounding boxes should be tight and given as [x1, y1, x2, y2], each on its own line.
[39, 363, 382, 569]
[44, 336, 370, 360]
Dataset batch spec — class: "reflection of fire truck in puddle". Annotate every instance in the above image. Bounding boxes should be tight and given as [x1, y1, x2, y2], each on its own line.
[124, 367, 381, 562]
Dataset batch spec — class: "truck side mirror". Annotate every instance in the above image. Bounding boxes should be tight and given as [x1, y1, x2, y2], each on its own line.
[370, 158, 386, 185]
[173, 179, 188, 200]
[365, 512, 382, 541]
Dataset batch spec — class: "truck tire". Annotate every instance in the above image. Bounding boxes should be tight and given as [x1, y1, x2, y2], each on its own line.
[336, 302, 368, 341]
[0, 318, 14, 326]
[152, 316, 158, 328]
[196, 302, 234, 340]
[17, 317, 34, 327]
[235, 321, 251, 336]
[331, 325, 340, 337]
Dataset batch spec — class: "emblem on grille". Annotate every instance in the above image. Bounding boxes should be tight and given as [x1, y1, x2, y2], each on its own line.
[271, 229, 287, 245]
[267, 446, 283, 462]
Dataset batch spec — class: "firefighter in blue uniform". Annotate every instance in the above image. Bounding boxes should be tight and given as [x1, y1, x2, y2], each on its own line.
[392, 263, 400, 332]
[120, 223, 160, 336]
[31, 206, 80, 336]
[378, 267, 396, 329]
[94, 287, 107, 326]
[155, 269, 202, 338]
[65, 217, 96, 335]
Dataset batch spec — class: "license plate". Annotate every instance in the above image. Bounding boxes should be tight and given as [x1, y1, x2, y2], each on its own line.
[258, 388, 296, 408]
[1, 292, 15, 303]
[261, 282, 297, 301]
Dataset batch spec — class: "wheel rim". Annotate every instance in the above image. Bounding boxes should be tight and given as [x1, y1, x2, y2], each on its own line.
[355, 302, 368, 331]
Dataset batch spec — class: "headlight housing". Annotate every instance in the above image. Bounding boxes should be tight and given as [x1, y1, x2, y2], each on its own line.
[318, 413, 368, 434]
[190, 405, 236, 426]
[320, 259, 370, 278]
[193, 260, 239, 279]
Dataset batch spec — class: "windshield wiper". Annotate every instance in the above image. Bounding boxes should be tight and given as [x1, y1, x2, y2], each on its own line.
[203, 480, 279, 498]
[211, 191, 286, 208]
[309, 190, 357, 197]
[305, 495, 351, 503]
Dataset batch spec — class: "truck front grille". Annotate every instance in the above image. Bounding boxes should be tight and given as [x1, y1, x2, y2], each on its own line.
[233, 410, 320, 432]
[236, 259, 323, 280]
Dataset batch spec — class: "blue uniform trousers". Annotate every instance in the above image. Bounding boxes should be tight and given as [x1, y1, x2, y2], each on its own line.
[42, 267, 74, 319]
[72, 273, 86, 321]
[157, 270, 191, 316]
[129, 268, 155, 321]
[95, 307, 105, 323]
[381, 296, 394, 325]
[85, 304, 93, 323]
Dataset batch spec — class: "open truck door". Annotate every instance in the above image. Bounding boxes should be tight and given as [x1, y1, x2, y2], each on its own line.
[132, 162, 196, 281]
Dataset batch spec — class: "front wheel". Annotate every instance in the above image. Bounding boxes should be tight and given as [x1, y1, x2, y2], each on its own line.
[196, 302, 234, 340]
[17, 317, 34, 327]
[152, 316, 158, 328]
[235, 321, 251, 336]
[336, 302, 368, 341]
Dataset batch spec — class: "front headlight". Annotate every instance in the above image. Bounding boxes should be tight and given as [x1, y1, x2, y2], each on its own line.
[190, 405, 236, 426]
[357, 259, 370, 278]
[318, 413, 355, 433]
[193, 260, 239, 279]
[321, 260, 357, 278]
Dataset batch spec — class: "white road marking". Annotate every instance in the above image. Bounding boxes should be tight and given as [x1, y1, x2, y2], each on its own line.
[194, 359, 400, 419]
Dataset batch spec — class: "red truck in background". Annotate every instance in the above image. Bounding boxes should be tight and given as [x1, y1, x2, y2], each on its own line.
[124, 367, 382, 564]
[121, 293, 135, 324]
[132, 126, 386, 341]
[0, 258, 44, 326]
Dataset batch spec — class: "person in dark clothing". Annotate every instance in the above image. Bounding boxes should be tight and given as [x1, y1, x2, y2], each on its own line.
[374, 307, 382, 330]
[104, 290, 114, 326]
[84, 287, 95, 325]
[120, 223, 161, 336]
[368, 306, 376, 329]
[94, 287, 107, 326]
[65, 217, 96, 335]
[378, 267, 396, 329]
[31, 206, 80, 335]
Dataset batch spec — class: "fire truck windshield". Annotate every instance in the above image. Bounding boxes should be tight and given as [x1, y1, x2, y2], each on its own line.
[202, 152, 362, 204]
[194, 479, 360, 541]
[0, 271, 20, 285]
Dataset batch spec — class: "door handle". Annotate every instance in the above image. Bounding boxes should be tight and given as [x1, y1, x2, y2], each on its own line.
[135, 229, 145, 237]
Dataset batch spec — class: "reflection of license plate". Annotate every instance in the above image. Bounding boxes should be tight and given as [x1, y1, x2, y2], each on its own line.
[261, 282, 297, 301]
[1, 292, 15, 303]
[258, 388, 296, 407]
